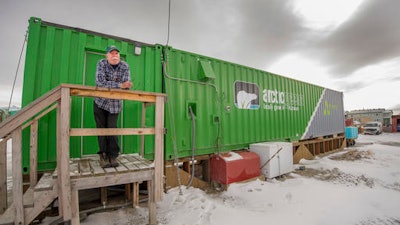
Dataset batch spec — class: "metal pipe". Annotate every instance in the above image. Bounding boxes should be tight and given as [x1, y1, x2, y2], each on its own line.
[187, 106, 196, 188]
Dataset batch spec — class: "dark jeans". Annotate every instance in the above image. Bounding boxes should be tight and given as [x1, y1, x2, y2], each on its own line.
[93, 103, 120, 158]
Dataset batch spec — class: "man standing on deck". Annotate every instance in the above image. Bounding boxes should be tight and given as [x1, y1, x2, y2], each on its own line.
[94, 45, 132, 168]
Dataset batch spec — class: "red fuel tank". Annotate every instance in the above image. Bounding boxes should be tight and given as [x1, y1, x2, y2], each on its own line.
[210, 151, 260, 185]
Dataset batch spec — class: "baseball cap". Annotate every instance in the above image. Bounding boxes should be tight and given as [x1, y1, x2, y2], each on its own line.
[106, 45, 120, 53]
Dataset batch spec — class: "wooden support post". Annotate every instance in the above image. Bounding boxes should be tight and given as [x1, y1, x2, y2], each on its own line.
[100, 187, 107, 206]
[30, 120, 38, 187]
[140, 102, 147, 157]
[202, 159, 210, 182]
[148, 176, 156, 225]
[57, 87, 72, 222]
[71, 189, 80, 225]
[133, 182, 139, 207]
[12, 127, 24, 225]
[183, 161, 191, 174]
[154, 96, 165, 201]
[0, 139, 6, 213]
[125, 184, 131, 200]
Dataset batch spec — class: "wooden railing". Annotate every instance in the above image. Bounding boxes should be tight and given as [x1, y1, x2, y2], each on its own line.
[0, 84, 166, 224]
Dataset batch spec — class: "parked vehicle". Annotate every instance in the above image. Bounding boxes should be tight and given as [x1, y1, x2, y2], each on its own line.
[363, 122, 383, 135]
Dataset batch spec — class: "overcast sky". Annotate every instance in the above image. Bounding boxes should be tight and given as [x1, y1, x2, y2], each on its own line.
[1, 0, 399, 111]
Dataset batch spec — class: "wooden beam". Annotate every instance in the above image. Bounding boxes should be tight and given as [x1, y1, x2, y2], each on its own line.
[70, 128, 155, 136]
[21, 103, 57, 130]
[133, 182, 139, 207]
[154, 96, 165, 201]
[0, 138, 7, 213]
[57, 87, 72, 221]
[0, 87, 61, 138]
[24, 186, 58, 224]
[140, 102, 147, 157]
[12, 127, 24, 225]
[148, 177, 156, 225]
[70, 170, 153, 190]
[62, 83, 166, 97]
[70, 189, 80, 225]
[30, 120, 38, 187]
[293, 144, 314, 164]
[70, 88, 156, 102]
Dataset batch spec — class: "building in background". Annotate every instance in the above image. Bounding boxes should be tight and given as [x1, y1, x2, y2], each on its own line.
[346, 108, 393, 127]
[0, 106, 20, 122]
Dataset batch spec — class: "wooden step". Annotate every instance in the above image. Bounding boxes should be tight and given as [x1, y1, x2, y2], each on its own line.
[0, 204, 14, 225]
[34, 173, 54, 192]
[23, 188, 34, 208]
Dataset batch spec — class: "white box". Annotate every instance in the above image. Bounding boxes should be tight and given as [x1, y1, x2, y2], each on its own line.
[249, 142, 293, 179]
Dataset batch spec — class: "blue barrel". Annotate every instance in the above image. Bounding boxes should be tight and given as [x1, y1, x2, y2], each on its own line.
[345, 127, 358, 139]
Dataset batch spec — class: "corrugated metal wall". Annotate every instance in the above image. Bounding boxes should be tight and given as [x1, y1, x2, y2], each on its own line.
[162, 48, 345, 159]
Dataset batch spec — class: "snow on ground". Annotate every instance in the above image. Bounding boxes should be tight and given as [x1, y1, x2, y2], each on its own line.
[41, 133, 400, 225]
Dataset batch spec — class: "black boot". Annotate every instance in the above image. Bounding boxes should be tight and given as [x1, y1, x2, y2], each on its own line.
[99, 153, 111, 168]
[109, 156, 119, 167]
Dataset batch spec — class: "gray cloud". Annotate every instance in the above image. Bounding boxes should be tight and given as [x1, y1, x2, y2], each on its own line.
[168, 0, 305, 70]
[1, 0, 399, 109]
[308, 0, 400, 77]
[334, 80, 368, 93]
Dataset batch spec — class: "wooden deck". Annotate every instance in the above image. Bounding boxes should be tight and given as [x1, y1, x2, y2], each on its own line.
[66, 154, 156, 224]
[63, 154, 154, 179]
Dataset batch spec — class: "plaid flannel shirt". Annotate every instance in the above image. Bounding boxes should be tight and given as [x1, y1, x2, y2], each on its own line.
[94, 59, 131, 113]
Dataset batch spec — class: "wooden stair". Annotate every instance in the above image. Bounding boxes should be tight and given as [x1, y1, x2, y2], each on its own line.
[0, 85, 165, 225]
[0, 173, 57, 225]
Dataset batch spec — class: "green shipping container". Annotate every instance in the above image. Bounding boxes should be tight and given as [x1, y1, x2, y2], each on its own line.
[21, 17, 344, 172]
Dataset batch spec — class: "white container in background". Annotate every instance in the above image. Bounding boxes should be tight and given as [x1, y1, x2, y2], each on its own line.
[249, 142, 293, 179]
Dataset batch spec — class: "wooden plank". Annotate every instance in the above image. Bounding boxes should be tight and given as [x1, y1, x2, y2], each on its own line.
[118, 156, 141, 171]
[71, 170, 153, 190]
[125, 184, 132, 201]
[56, 97, 62, 216]
[154, 95, 165, 201]
[100, 187, 107, 206]
[293, 144, 314, 164]
[29, 120, 38, 187]
[0, 139, 7, 214]
[69, 160, 79, 177]
[0, 86, 61, 138]
[63, 83, 166, 98]
[103, 167, 118, 173]
[124, 155, 148, 170]
[78, 159, 92, 176]
[23, 188, 34, 208]
[12, 127, 24, 225]
[133, 182, 139, 207]
[81, 154, 98, 160]
[70, 189, 79, 225]
[131, 154, 153, 167]
[90, 159, 105, 176]
[21, 103, 57, 130]
[148, 176, 156, 225]
[24, 187, 58, 225]
[34, 173, 54, 192]
[0, 204, 14, 225]
[140, 103, 147, 156]
[114, 158, 129, 172]
[57, 87, 72, 221]
[70, 89, 157, 103]
[70, 127, 155, 136]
